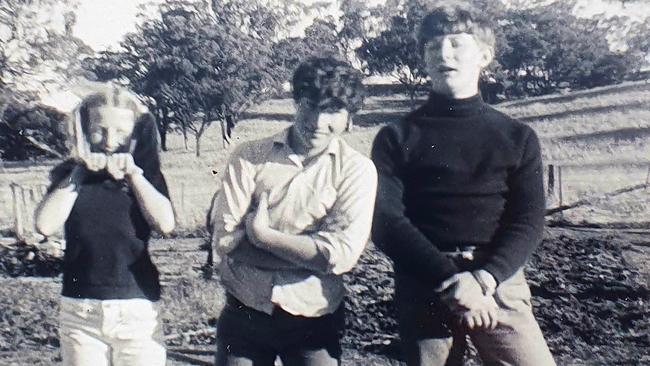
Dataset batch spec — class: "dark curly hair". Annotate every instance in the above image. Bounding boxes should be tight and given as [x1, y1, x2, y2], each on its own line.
[417, 5, 496, 56]
[291, 56, 365, 113]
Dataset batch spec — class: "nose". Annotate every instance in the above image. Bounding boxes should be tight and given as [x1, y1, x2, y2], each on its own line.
[440, 38, 454, 62]
[104, 128, 119, 150]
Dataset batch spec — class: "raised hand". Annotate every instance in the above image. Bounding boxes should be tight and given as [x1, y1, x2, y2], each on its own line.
[458, 294, 499, 330]
[79, 150, 107, 172]
[106, 153, 143, 180]
[436, 271, 499, 329]
[436, 271, 486, 311]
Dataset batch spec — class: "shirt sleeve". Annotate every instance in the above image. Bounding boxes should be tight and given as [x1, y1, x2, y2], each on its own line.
[482, 129, 546, 284]
[309, 157, 378, 275]
[371, 125, 459, 286]
[208, 144, 257, 259]
[46, 159, 78, 193]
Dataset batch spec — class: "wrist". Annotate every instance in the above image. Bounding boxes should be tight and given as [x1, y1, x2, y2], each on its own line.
[125, 167, 144, 180]
[472, 269, 497, 296]
[253, 225, 274, 247]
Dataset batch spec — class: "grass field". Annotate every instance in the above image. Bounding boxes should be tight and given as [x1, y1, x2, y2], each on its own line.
[3, 80, 649, 233]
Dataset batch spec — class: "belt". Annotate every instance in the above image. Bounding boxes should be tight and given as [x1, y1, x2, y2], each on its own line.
[441, 246, 485, 261]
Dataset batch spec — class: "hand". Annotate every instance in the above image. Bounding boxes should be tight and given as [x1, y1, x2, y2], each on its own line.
[106, 153, 143, 180]
[458, 295, 499, 330]
[79, 151, 107, 172]
[245, 192, 271, 247]
[472, 269, 497, 296]
[436, 271, 485, 313]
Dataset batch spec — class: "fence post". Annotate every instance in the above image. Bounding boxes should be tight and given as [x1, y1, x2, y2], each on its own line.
[558, 166, 563, 212]
[10, 183, 25, 241]
[547, 164, 555, 197]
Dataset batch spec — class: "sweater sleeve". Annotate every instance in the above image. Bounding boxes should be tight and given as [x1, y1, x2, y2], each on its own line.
[371, 125, 459, 286]
[482, 129, 546, 284]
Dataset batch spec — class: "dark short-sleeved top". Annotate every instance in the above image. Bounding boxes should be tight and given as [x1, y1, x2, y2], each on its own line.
[49, 160, 170, 301]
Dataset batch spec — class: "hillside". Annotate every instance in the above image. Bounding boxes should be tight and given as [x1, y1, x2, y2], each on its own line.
[1, 80, 649, 233]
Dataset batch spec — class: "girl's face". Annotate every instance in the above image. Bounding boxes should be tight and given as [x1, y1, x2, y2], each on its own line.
[87, 107, 136, 154]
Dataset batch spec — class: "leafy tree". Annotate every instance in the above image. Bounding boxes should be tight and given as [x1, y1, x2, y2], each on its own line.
[498, 3, 637, 96]
[0, 0, 91, 95]
[84, 0, 293, 156]
[0, 0, 93, 161]
[357, 0, 506, 100]
[0, 99, 67, 160]
[356, 0, 639, 100]
[272, 16, 344, 81]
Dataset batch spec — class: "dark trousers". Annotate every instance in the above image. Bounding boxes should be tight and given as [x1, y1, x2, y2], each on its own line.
[215, 294, 344, 366]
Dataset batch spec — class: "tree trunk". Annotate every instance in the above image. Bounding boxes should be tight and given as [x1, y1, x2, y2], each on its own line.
[195, 135, 201, 157]
[160, 128, 167, 151]
[182, 127, 189, 151]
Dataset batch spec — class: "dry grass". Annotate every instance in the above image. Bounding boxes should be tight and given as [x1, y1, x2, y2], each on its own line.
[1, 80, 650, 232]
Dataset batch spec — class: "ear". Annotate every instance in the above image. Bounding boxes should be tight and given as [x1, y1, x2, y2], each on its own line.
[478, 45, 494, 69]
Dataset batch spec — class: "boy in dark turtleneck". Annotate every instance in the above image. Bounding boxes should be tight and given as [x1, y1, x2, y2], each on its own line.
[371, 5, 555, 366]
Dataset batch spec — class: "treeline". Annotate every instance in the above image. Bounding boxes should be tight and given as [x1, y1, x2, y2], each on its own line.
[1, 0, 649, 160]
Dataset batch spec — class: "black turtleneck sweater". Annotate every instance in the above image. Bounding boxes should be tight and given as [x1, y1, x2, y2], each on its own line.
[371, 93, 545, 286]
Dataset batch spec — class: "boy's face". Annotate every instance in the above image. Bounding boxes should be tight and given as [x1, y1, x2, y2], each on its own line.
[423, 33, 493, 98]
[87, 107, 136, 154]
[292, 100, 349, 156]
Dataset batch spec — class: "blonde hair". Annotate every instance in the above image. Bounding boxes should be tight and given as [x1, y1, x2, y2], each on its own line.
[67, 82, 154, 156]
[67, 82, 162, 175]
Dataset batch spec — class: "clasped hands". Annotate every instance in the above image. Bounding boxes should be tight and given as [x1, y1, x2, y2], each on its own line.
[436, 271, 499, 331]
[243, 193, 500, 331]
[78, 151, 143, 180]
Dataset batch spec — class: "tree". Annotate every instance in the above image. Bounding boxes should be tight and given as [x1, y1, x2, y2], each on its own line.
[357, 0, 506, 100]
[0, 99, 68, 160]
[498, 3, 637, 96]
[84, 0, 288, 156]
[0, 0, 93, 161]
[0, 0, 91, 96]
[272, 16, 344, 81]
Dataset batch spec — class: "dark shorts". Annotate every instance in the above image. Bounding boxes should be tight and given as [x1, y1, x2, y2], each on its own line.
[215, 294, 344, 366]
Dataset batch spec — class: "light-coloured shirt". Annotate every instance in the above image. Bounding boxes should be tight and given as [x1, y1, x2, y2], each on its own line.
[209, 128, 377, 317]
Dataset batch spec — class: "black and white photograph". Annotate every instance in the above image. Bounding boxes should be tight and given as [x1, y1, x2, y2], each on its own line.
[0, 0, 649, 365]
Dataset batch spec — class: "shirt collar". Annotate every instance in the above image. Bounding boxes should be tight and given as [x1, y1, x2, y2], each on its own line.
[272, 127, 340, 157]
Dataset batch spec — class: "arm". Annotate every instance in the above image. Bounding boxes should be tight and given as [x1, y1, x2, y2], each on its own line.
[107, 153, 175, 235]
[127, 172, 175, 235]
[207, 145, 298, 269]
[34, 164, 85, 237]
[370, 126, 459, 286]
[481, 130, 546, 284]
[247, 158, 378, 275]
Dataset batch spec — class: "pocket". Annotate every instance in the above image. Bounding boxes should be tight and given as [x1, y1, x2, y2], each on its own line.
[114, 300, 161, 340]
[60, 297, 101, 328]
[493, 270, 533, 311]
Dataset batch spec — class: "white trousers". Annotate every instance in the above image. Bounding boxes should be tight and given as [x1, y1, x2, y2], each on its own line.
[59, 296, 166, 366]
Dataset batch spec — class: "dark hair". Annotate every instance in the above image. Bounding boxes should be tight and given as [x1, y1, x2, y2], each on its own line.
[74, 84, 161, 178]
[291, 56, 365, 113]
[417, 5, 496, 56]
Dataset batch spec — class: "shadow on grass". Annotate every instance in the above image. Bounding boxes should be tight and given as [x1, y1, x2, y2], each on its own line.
[502, 81, 650, 109]
[516, 101, 648, 123]
[353, 111, 406, 127]
[240, 111, 294, 122]
[552, 126, 650, 143]
[241, 110, 409, 128]
[363, 98, 422, 112]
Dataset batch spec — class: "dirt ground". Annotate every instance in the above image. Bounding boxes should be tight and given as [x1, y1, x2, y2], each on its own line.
[1, 226, 649, 365]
